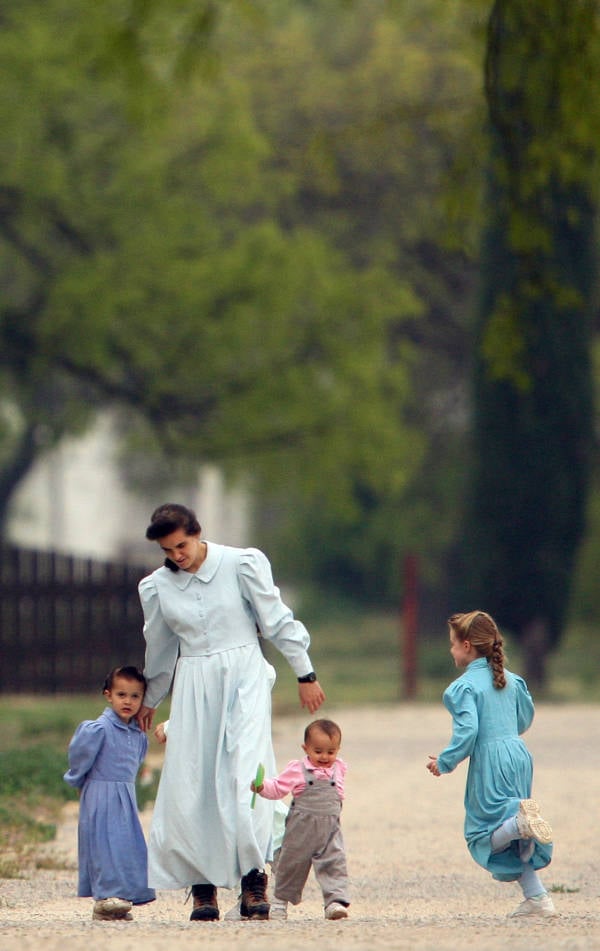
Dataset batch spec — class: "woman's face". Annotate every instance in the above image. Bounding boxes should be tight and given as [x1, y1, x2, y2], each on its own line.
[158, 527, 205, 572]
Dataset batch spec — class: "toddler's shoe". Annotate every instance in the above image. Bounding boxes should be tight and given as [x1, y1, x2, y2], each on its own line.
[515, 799, 553, 844]
[224, 897, 242, 921]
[324, 901, 349, 920]
[269, 898, 288, 920]
[508, 893, 557, 918]
[92, 897, 133, 921]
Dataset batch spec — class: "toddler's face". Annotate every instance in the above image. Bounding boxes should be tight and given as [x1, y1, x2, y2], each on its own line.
[302, 726, 341, 769]
[104, 675, 144, 722]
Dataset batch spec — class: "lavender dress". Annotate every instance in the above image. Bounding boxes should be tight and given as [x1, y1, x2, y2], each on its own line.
[64, 707, 155, 903]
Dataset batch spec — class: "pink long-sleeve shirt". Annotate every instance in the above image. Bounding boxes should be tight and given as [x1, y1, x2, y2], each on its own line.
[259, 755, 347, 801]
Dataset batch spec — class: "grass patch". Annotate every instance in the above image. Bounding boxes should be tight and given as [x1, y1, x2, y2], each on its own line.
[0, 745, 76, 799]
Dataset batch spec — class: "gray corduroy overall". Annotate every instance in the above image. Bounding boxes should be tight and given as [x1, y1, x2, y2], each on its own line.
[273, 763, 350, 908]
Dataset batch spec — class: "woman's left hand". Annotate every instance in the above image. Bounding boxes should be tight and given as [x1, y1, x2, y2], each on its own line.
[137, 705, 156, 732]
[298, 680, 326, 713]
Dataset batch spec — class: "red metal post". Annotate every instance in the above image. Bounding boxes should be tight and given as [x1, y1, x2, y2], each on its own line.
[401, 552, 418, 699]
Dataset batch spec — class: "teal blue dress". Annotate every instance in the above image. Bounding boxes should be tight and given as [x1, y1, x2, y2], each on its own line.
[437, 657, 552, 881]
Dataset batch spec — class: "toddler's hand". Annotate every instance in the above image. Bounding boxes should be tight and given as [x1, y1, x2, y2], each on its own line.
[426, 754, 441, 777]
[154, 722, 167, 744]
[250, 781, 264, 794]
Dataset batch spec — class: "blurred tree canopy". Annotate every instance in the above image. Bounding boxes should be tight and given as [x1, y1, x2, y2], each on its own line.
[2, 0, 600, 670]
[462, 0, 600, 685]
[0, 0, 483, 601]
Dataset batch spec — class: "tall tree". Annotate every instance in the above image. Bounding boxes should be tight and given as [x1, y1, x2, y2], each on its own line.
[0, 0, 423, 546]
[227, 0, 484, 600]
[463, 0, 599, 686]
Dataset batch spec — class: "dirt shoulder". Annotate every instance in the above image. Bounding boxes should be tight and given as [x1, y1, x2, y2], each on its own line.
[1, 703, 599, 951]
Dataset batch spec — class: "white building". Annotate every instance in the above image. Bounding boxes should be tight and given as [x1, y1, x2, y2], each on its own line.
[7, 414, 250, 566]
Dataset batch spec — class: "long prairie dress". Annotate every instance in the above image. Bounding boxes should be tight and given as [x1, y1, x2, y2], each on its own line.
[139, 541, 314, 891]
[64, 707, 155, 903]
[437, 657, 552, 881]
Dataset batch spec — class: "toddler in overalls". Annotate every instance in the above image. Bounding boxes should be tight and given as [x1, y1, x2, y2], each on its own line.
[251, 718, 350, 920]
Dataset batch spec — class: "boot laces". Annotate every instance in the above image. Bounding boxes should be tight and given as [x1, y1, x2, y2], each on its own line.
[245, 871, 267, 900]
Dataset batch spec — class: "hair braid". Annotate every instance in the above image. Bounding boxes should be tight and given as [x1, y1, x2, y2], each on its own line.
[489, 638, 506, 689]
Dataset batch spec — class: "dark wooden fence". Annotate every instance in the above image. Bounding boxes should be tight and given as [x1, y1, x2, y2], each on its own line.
[0, 545, 151, 693]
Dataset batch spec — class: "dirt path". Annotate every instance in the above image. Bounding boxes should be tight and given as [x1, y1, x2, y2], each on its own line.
[1, 703, 599, 950]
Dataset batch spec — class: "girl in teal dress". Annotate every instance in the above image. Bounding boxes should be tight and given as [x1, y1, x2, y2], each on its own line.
[427, 611, 556, 918]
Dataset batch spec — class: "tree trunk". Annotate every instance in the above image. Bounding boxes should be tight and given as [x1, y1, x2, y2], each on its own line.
[520, 617, 550, 692]
[0, 422, 39, 539]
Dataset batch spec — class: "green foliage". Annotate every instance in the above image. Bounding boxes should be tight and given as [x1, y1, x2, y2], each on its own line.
[0, 745, 73, 800]
[1, 0, 485, 603]
[462, 0, 599, 684]
[222, 0, 484, 599]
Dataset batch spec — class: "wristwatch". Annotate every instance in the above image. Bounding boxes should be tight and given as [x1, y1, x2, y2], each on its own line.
[297, 671, 317, 683]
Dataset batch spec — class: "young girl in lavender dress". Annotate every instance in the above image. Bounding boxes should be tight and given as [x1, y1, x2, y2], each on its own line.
[427, 612, 556, 918]
[64, 665, 155, 921]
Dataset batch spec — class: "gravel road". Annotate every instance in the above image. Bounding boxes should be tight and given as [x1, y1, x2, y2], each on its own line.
[1, 703, 599, 951]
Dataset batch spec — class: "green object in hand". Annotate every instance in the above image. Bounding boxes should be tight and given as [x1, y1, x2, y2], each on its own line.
[251, 763, 265, 809]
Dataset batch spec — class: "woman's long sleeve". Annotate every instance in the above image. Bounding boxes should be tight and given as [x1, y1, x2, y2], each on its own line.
[238, 548, 312, 677]
[139, 575, 179, 708]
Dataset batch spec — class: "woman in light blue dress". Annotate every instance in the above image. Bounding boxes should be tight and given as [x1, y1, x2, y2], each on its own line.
[135, 503, 325, 922]
[64, 666, 156, 920]
[427, 611, 556, 918]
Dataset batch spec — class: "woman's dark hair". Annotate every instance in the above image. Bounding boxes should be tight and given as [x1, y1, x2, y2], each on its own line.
[145, 503, 201, 541]
[103, 665, 147, 693]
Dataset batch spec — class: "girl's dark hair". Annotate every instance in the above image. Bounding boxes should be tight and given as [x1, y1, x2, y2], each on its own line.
[103, 665, 147, 693]
[304, 718, 342, 744]
[448, 611, 507, 689]
[145, 503, 201, 541]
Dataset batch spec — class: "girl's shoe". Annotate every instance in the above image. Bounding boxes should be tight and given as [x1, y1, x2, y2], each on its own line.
[324, 901, 349, 920]
[508, 893, 557, 918]
[92, 897, 133, 920]
[516, 799, 553, 844]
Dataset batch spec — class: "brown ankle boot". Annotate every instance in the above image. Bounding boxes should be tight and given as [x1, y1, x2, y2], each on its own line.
[240, 868, 270, 920]
[190, 883, 219, 921]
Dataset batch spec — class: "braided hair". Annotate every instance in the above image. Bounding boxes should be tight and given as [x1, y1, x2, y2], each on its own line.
[448, 611, 506, 689]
